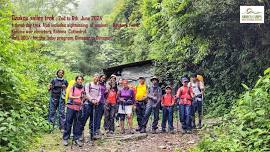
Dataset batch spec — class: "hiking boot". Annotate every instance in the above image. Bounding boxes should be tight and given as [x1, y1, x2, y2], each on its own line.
[63, 140, 68, 146]
[129, 129, 135, 134]
[140, 128, 146, 133]
[120, 129, 125, 134]
[79, 136, 84, 142]
[169, 129, 175, 134]
[60, 128, 65, 133]
[186, 130, 192, 134]
[109, 130, 114, 134]
[75, 140, 83, 147]
[95, 130, 101, 135]
[135, 128, 141, 132]
[93, 134, 101, 140]
[180, 129, 187, 134]
[161, 128, 166, 133]
[197, 123, 202, 129]
[151, 129, 157, 134]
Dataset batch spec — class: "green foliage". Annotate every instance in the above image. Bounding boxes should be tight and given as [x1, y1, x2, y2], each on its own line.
[92, 0, 270, 117]
[195, 68, 270, 151]
[0, 1, 75, 151]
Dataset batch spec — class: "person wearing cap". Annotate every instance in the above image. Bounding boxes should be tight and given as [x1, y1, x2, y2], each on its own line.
[190, 74, 205, 128]
[135, 76, 148, 132]
[104, 74, 118, 132]
[104, 75, 118, 134]
[140, 76, 162, 133]
[161, 86, 176, 133]
[176, 77, 194, 133]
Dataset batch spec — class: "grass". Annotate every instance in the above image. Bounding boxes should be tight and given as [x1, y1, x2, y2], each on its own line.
[29, 129, 65, 152]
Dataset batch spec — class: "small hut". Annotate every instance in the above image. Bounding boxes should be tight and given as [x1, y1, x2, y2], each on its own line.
[103, 60, 155, 85]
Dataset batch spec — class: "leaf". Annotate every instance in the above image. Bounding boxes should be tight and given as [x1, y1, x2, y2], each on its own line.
[263, 67, 270, 75]
[0, 126, 6, 132]
[241, 83, 249, 90]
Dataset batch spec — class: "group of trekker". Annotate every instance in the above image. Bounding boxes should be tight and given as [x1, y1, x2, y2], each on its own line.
[48, 69, 205, 147]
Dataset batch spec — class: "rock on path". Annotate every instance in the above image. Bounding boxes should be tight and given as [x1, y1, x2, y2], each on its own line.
[64, 130, 200, 152]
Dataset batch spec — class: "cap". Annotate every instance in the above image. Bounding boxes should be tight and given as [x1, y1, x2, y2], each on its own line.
[181, 77, 189, 82]
[138, 76, 145, 80]
[165, 86, 172, 90]
[110, 74, 117, 79]
[150, 76, 159, 82]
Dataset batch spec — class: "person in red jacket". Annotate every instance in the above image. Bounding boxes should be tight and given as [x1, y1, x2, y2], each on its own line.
[176, 77, 194, 133]
[161, 86, 175, 133]
[104, 81, 118, 134]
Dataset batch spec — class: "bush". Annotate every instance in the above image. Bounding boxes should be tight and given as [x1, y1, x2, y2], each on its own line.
[195, 67, 270, 151]
[0, 1, 75, 151]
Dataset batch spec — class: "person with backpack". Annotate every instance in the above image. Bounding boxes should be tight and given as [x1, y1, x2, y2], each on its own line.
[176, 77, 194, 133]
[190, 74, 205, 128]
[117, 79, 135, 134]
[48, 69, 68, 132]
[63, 75, 85, 147]
[140, 76, 162, 134]
[80, 74, 101, 141]
[161, 86, 176, 133]
[135, 76, 148, 132]
[103, 79, 118, 134]
[95, 74, 106, 136]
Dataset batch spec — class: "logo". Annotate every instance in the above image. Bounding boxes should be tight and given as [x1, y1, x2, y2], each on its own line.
[240, 6, 264, 23]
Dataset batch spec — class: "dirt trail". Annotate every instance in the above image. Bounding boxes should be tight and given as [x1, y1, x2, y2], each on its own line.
[64, 130, 200, 152]
[34, 118, 222, 152]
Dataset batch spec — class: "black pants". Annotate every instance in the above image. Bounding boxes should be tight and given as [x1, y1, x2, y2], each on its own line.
[80, 103, 98, 138]
[63, 107, 82, 140]
[135, 101, 146, 129]
[142, 102, 160, 130]
[104, 103, 117, 132]
[191, 98, 203, 126]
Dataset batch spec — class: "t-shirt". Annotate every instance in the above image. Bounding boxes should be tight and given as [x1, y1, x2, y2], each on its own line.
[190, 82, 200, 96]
[67, 86, 84, 111]
[176, 86, 193, 105]
[135, 84, 147, 101]
[50, 78, 68, 97]
[118, 88, 135, 102]
[85, 82, 101, 103]
[162, 94, 175, 106]
[106, 89, 117, 105]
[99, 83, 106, 103]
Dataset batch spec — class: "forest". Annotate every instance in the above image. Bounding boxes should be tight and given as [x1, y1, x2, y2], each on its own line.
[0, 0, 269, 151]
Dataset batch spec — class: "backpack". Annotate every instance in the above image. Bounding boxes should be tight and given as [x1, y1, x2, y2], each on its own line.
[180, 84, 193, 99]
[106, 89, 117, 104]
[85, 82, 101, 102]
[51, 78, 67, 94]
[162, 94, 173, 106]
[67, 86, 85, 105]
[119, 89, 134, 105]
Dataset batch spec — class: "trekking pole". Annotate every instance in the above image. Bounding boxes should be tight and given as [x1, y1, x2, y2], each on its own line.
[175, 97, 180, 133]
[71, 137, 74, 149]
[176, 103, 179, 132]
[201, 95, 204, 128]
[92, 103, 96, 144]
